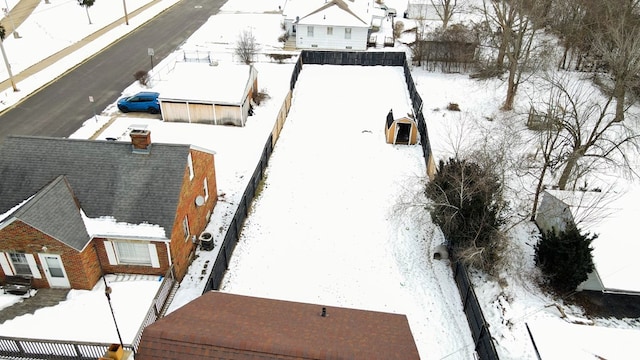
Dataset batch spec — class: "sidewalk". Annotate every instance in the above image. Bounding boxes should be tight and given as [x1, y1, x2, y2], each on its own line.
[0, 0, 167, 95]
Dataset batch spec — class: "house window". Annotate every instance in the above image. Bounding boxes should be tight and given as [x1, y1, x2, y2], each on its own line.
[188, 153, 194, 181]
[114, 242, 151, 265]
[204, 177, 209, 201]
[183, 216, 190, 242]
[327, 27, 333, 35]
[9, 253, 31, 275]
[345, 28, 352, 39]
[307, 26, 314, 37]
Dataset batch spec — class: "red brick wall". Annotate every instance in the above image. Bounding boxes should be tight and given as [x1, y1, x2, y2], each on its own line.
[93, 238, 170, 276]
[0, 220, 95, 290]
[169, 149, 218, 280]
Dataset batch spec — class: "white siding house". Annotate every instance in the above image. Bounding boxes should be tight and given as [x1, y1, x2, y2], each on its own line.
[285, 0, 372, 51]
[535, 189, 640, 294]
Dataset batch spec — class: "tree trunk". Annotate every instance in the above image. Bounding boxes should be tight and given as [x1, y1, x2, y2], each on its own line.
[558, 150, 583, 190]
[501, 58, 518, 110]
[85, 6, 92, 25]
[530, 162, 549, 221]
[613, 77, 626, 122]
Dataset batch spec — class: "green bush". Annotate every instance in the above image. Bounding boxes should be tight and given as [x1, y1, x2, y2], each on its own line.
[535, 226, 596, 293]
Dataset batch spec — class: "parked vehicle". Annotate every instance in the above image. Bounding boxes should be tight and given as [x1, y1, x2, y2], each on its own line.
[117, 91, 160, 114]
[378, 4, 397, 17]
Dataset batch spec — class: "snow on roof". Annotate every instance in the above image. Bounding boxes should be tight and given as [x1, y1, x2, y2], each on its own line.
[527, 317, 640, 359]
[545, 188, 640, 293]
[81, 210, 167, 240]
[0, 196, 33, 224]
[156, 62, 254, 106]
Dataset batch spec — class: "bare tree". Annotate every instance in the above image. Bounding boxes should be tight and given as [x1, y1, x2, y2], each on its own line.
[542, 74, 640, 190]
[482, 0, 548, 110]
[78, 0, 95, 25]
[431, 0, 461, 30]
[235, 29, 259, 65]
[592, 0, 640, 122]
[410, 16, 429, 66]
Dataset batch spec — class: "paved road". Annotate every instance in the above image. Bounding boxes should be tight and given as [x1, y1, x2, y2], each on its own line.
[0, 0, 227, 144]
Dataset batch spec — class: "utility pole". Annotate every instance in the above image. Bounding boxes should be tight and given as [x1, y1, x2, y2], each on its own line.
[0, 37, 17, 91]
[122, 0, 129, 25]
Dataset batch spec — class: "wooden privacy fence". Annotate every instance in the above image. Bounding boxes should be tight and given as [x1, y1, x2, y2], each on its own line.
[0, 267, 175, 359]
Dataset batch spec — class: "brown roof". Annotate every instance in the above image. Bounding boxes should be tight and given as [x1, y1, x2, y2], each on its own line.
[136, 291, 421, 360]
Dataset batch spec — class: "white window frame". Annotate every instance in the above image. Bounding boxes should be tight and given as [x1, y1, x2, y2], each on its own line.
[104, 240, 160, 268]
[188, 153, 194, 181]
[9, 253, 31, 275]
[327, 26, 333, 35]
[204, 177, 209, 201]
[307, 26, 314, 37]
[345, 27, 352, 39]
[183, 216, 190, 242]
[0, 252, 42, 278]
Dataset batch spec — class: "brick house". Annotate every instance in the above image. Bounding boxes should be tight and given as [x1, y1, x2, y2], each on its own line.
[0, 131, 217, 290]
[136, 291, 421, 359]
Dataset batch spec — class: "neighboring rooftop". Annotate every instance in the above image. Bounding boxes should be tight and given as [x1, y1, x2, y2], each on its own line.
[136, 291, 421, 359]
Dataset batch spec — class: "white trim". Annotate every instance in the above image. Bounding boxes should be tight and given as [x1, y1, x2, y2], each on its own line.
[188, 153, 194, 181]
[165, 242, 172, 268]
[104, 240, 118, 265]
[149, 244, 160, 268]
[25, 254, 42, 279]
[0, 253, 14, 276]
[204, 177, 209, 201]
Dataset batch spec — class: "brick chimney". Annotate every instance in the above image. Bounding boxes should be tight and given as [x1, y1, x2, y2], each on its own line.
[129, 129, 151, 151]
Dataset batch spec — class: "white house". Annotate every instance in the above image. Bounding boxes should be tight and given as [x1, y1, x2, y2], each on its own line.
[535, 189, 640, 294]
[405, 0, 447, 20]
[156, 62, 258, 127]
[284, 0, 374, 51]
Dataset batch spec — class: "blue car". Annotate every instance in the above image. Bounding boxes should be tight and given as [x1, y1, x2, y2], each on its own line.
[117, 91, 160, 114]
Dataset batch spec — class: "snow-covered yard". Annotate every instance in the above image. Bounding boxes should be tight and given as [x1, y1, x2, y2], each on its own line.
[0, 0, 639, 359]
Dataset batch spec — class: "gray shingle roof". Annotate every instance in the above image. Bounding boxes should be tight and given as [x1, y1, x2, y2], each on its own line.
[12, 175, 90, 251]
[0, 135, 192, 238]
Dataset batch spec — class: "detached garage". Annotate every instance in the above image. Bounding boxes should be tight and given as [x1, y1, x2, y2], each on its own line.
[157, 62, 258, 127]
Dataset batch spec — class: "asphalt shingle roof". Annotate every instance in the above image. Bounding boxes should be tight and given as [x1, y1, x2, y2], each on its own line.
[12, 175, 90, 250]
[136, 291, 421, 360]
[0, 135, 192, 238]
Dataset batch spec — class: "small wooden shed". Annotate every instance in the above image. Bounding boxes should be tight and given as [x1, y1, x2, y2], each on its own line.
[157, 62, 258, 127]
[385, 109, 419, 145]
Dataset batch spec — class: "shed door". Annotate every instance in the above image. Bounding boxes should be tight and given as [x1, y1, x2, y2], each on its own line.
[38, 254, 70, 288]
[396, 123, 412, 144]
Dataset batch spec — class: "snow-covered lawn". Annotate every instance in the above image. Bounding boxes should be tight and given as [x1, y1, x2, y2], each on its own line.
[0, 0, 639, 359]
[219, 64, 475, 359]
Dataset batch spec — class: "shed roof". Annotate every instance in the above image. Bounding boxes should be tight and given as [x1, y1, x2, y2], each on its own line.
[157, 62, 256, 106]
[0, 135, 193, 239]
[136, 291, 420, 360]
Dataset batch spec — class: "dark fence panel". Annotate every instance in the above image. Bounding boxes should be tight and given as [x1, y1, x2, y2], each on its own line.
[204, 134, 274, 292]
[454, 262, 500, 360]
[200, 51, 497, 359]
